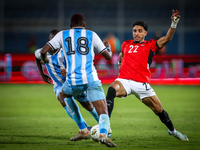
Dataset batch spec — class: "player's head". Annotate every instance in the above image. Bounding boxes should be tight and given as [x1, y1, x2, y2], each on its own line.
[132, 21, 148, 43]
[70, 14, 86, 28]
[48, 29, 59, 41]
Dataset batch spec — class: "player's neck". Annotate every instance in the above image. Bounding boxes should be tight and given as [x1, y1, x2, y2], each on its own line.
[133, 40, 144, 44]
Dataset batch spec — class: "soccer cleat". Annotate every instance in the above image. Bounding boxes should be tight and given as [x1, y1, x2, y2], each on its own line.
[168, 129, 189, 141]
[70, 130, 91, 141]
[84, 122, 92, 131]
[87, 126, 92, 131]
[99, 134, 117, 147]
[107, 128, 112, 138]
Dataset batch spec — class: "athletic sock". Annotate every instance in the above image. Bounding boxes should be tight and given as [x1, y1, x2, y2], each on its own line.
[64, 105, 88, 128]
[64, 106, 73, 119]
[89, 107, 99, 123]
[64, 97, 86, 130]
[156, 110, 175, 131]
[168, 129, 177, 135]
[99, 114, 110, 135]
[106, 87, 116, 118]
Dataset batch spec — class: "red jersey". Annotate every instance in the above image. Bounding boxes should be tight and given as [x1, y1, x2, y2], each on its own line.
[119, 39, 160, 83]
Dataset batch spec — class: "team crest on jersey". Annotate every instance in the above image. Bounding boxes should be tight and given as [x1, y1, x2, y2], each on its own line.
[59, 57, 64, 63]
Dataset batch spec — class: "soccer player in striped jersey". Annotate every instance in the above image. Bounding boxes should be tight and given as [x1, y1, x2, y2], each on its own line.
[106, 10, 189, 141]
[35, 29, 99, 138]
[41, 14, 117, 147]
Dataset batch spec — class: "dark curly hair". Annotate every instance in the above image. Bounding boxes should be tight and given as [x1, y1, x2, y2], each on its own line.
[132, 21, 148, 31]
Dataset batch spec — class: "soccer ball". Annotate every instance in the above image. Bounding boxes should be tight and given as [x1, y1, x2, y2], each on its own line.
[90, 124, 100, 141]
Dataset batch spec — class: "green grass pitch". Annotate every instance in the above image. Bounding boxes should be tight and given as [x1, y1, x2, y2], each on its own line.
[0, 84, 200, 150]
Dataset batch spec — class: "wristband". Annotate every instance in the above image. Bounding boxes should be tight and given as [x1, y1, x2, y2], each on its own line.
[106, 47, 112, 57]
[171, 16, 180, 28]
[106, 47, 111, 50]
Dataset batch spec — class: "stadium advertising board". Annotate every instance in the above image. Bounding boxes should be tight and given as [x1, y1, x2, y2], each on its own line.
[0, 54, 200, 85]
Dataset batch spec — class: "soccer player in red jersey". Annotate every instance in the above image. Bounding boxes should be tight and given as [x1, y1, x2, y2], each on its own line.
[106, 10, 189, 141]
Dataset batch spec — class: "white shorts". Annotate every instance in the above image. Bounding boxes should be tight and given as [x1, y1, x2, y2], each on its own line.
[115, 78, 156, 101]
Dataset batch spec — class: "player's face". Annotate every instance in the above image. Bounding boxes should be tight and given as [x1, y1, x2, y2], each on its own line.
[132, 25, 147, 43]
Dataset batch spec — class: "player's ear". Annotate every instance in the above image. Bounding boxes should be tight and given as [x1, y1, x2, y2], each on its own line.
[144, 31, 148, 36]
[82, 22, 86, 27]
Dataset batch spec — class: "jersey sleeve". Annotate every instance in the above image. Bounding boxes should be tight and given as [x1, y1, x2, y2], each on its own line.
[47, 31, 63, 50]
[92, 32, 106, 54]
[148, 39, 160, 52]
[121, 41, 126, 53]
[34, 48, 42, 59]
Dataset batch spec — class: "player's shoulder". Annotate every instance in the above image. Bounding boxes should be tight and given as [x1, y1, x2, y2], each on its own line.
[124, 39, 134, 43]
[58, 30, 65, 35]
[145, 39, 157, 44]
[35, 48, 42, 52]
[34, 48, 42, 55]
[122, 39, 134, 45]
[87, 29, 97, 36]
[34, 48, 42, 58]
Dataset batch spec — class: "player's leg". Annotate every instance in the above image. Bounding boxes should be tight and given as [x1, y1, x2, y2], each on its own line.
[91, 100, 116, 147]
[56, 86, 89, 128]
[62, 82, 90, 141]
[142, 95, 175, 130]
[132, 82, 174, 130]
[106, 80, 127, 118]
[106, 79, 130, 138]
[138, 83, 188, 141]
[87, 80, 117, 147]
[142, 95, 188, 141]
[74, 92, 99, 123]
[55, 86, 74, 119]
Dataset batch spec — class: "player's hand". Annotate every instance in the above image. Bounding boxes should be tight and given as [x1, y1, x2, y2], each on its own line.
[40, 60, 45, 65]
[171, 9, 180, 21]
[170, 10, 180, 29]
[118, 63, 121, 70]
[118, 64, 121, 70]
[60, 68, 67, 77]
[42, 74, 52, 84]
[103, 40, 111, 48]
[43, 57, 49, 63]
[103, 40, 112, 58]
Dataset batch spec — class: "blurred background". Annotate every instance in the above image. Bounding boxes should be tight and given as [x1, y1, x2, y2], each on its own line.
[0, 0, 200, 54]
[0, 0, 200, 84]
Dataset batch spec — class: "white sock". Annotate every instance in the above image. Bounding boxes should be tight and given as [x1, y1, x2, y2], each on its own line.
[169, 129, 177, 135]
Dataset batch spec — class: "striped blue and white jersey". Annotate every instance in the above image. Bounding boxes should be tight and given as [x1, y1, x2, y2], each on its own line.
[47, 27, 107, 85]
[35, 48, 66, 87]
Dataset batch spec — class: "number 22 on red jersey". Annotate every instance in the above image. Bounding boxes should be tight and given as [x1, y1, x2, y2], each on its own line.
[128, 45, 139, 53]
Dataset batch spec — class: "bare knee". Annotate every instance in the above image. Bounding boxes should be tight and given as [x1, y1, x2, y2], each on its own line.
[109, 81, 127, 97]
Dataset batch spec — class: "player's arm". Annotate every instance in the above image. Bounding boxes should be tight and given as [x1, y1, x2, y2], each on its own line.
[35, 49, 52, 84]
[118, 52, 123, 69]
[101, 40, 112, 60]
[93, 32, 112, 60]
[41, 44, 52, 63]
[157, 10, 180, 49]
[41, 31, 62, 63]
